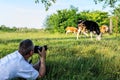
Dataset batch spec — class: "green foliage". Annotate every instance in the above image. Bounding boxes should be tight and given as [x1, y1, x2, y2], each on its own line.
[46, 8, 78, 33]
[35, 0, 119, 10]
[79, 10, 109, 26]
[0, 25, 44, 33]
[0, 31, 120, 80]
[0, 25, 16, 32]
[35, 0, 56, 11]
[112, 4, 120, 32]
[45, 9, 110, 33]
[94, 0, 119, 7]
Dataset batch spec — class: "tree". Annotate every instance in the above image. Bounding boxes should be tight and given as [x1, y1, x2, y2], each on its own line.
[35, 0, 56, 11]
[112, 4, 120, 33]
[35, 0, 120, 10]
[45, 7, 78, 33]
[79, 10, 109, 26]
[94, 0, 120, 7]
[45, 9, 109, 33]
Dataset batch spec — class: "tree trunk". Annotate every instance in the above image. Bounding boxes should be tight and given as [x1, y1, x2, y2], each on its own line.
[109, 17, 113, 34]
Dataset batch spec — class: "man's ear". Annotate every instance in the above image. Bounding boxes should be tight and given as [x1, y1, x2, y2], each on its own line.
[30, 50, 34, 56]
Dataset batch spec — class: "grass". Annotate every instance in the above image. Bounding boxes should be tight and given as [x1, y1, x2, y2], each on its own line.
[0, 31, 120, 80]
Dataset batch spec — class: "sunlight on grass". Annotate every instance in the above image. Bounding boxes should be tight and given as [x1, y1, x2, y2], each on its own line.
[0, 31, 120, 80]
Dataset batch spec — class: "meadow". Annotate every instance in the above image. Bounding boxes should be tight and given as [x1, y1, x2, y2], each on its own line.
[0, 30, 120, 80]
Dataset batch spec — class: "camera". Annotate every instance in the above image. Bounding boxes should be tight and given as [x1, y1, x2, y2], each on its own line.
[34, 45, 48, 53]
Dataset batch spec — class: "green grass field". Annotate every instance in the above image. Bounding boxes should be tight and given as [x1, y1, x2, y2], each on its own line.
[0, 31, 120, 80]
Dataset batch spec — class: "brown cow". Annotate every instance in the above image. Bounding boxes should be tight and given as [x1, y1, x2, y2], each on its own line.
[100, 25, 109, 34]
[65, 27, 78, 34]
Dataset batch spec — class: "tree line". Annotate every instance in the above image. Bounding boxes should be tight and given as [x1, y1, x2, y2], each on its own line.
[0, 25, 42, 32]
[45, 5, 120, 33]
[1, 2, 120, 33]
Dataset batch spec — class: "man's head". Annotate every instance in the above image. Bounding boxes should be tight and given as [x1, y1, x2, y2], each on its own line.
[18, 39, 34, 57]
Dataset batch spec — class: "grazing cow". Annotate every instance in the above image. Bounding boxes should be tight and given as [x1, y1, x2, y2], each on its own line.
[65, 27, 78, 34]
[77, 20, 101, 40]
[100, 25, 109, 34]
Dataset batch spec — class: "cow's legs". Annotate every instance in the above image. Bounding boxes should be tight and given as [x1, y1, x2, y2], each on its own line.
[96, 33, 101, 40]
[66, 30, 70, 35]
[90, 32, 93, 40]
[66, 31, 68, 34]
[83, 32, 89, 37]
[77, 29, 81, 39]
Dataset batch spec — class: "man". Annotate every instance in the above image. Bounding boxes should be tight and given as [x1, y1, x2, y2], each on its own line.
[0, 39, 46, 79]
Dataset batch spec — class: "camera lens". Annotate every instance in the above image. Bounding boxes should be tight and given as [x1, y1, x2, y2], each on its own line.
[34, 46, 42, 53]
[34, 45, 48, 53]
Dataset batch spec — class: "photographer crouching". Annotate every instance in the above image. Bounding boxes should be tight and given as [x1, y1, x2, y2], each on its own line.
[0, 39, 47, 80]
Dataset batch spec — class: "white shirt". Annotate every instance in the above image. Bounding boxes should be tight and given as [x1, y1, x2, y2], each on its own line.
[0, 51, 39, 80]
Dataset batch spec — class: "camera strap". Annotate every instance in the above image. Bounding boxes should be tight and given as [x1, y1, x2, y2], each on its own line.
[28, 56, 33, 64]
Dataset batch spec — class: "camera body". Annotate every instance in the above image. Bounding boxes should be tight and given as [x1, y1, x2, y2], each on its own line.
[34, 45, 48, 53]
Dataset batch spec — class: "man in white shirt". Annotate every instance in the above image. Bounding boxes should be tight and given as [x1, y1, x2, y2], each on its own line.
[0, 39, 46, 80]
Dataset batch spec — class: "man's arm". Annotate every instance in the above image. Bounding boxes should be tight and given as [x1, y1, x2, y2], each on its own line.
[33, 47, 46, 78]
[39, 57, 46, 77]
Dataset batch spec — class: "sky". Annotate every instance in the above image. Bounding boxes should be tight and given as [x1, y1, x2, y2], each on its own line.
[0, 0, 114, 29]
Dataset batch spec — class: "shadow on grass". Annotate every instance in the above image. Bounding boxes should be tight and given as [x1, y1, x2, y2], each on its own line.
[44, 55, 119, 80]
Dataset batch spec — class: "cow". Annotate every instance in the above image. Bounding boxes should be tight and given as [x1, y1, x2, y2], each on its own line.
[100, 25, 109, 34]
[77, 20, 101, 40]
[65, 26, 78, 34]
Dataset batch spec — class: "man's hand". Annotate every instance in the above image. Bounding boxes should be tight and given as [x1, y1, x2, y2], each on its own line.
[38, 47, 46, 59]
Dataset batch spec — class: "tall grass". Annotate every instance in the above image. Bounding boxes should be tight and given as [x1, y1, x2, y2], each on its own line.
[0, 31, 120, 80]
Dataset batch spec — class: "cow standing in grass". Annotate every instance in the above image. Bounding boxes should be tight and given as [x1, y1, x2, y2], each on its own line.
[65, 26, 78, 34]
[77, 20, 101, 40]
[100, 25, 109, 34]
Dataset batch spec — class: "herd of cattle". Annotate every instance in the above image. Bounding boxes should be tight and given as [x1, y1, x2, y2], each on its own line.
[65, 20, 109, 40]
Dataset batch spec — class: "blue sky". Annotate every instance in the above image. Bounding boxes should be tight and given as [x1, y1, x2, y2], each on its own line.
[0, 0, 114, 29]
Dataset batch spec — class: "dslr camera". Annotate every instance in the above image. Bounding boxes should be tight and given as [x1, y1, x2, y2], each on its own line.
[34, 45, 48, 53]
